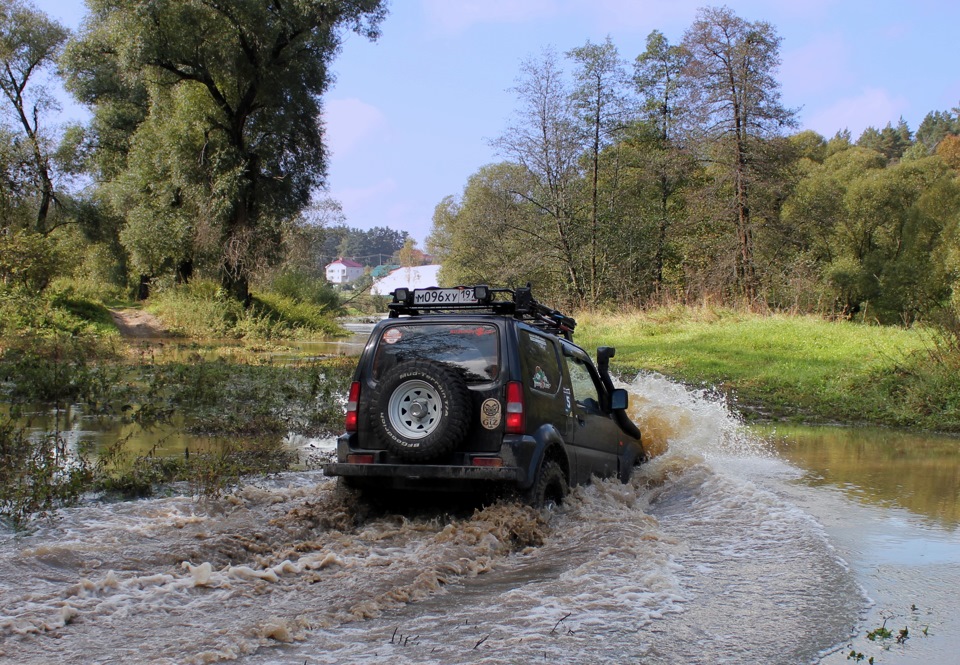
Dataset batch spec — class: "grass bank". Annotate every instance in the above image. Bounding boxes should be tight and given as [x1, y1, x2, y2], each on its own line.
[1, 278, 355, 526]
[145, 279, 344, 340]
[576, 307, 960, 432]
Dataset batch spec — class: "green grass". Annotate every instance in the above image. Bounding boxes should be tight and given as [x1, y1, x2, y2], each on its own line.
[146, 279, 345, 340]
[575, 307, 960, 431]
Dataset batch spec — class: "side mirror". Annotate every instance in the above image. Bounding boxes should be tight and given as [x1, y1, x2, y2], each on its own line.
[610, 388, 628, 411]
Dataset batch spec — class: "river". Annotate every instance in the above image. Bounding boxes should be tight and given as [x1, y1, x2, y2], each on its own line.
[1, 372, 958, 664]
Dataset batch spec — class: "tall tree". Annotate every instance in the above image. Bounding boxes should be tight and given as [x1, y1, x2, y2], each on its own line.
[0, 0, 68, 233]
[632, 29, 693, 295]
[857, 120, 912, 161]
[63, 0, 386, 303]
[682, 5, 796, 299]
[492, 48, 587, 304]
[916, 108, 960, 154]
[428, 162, 562, 295]
[337, 226, 408, 266]
[566, 37, 632, 300]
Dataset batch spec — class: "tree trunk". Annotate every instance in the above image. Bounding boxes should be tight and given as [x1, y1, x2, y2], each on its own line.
[222, 270, 251, 308]
[137, 275, 151, 300]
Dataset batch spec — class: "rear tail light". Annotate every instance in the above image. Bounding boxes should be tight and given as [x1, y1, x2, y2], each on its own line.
[505, 381, 525, 434]
[472, 456, 504, 468]
[347, 454, 375, 464]
[345, 381, 361, 432]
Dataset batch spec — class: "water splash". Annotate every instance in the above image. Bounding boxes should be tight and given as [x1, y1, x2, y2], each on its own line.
[623, 371, 770, 460]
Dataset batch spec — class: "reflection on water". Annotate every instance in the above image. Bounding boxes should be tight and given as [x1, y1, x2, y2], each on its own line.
[755, 424, 960, 528]
[4, 323, 374, 462]
[129, 325, 373, 364]
[12, 404, 246, 459]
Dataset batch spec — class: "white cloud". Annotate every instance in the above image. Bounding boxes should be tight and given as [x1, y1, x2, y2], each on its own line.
[802, 88, 909, 138]
[324, 98, 387, 158]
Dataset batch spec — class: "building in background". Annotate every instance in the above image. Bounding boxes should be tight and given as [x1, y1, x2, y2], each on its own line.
[325, 258, 365, 284]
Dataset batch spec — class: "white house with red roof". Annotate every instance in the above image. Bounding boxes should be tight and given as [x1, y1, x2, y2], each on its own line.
[325, 258, 365, 284]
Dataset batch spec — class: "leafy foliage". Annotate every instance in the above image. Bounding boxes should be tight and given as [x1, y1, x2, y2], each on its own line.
[146, 279, 342, 340]
[0, 229, 62, 291]
[61, 0, 386, 302]
[0, 417, 93, 527]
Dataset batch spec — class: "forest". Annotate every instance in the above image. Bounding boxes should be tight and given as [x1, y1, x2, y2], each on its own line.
[0, 1, 958, 329]
[428, 8, 960, 325]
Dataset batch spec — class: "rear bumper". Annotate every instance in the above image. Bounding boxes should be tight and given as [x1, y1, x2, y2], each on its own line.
[323, 462, 523, 482]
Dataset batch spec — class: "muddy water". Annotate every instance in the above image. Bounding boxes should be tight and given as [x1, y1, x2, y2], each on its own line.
[2, 374, 958, 664]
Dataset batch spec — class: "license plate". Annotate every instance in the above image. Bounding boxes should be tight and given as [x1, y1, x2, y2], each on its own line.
[412, 288, 478, 305]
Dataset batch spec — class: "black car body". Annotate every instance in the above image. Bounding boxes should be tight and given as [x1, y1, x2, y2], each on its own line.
[324, 285, 644, 504]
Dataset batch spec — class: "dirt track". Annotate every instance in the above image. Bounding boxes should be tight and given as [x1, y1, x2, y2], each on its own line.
[109, 308, 173, 339]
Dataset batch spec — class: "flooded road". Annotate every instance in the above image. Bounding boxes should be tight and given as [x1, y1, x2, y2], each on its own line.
[2, 373, 959, 664]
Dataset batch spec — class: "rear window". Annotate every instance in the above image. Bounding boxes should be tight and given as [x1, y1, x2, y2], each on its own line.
[372, 324, 500, 383]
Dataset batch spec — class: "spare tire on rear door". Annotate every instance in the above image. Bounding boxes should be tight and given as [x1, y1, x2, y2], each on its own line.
[371, 360, 472, 461]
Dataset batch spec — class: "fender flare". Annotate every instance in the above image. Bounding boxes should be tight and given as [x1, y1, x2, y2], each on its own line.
[518, 425, 571, 489]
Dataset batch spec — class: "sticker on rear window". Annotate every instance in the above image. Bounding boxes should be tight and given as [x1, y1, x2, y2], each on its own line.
[451, 327, 496, 336]
[382, 328, 402, 345]
[532, 366, 552, 390]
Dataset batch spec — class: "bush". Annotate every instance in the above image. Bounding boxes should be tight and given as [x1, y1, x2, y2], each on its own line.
[0, 417, 93, 527]
[268, 268, 341, 312]
[0, 289, 120, 343]
[148, 279, 344, 340]
[146, 279, 246, 338]
[0, 230, 63, 292]
[249, 292, 343, 338]
[0, 332, 123, 405]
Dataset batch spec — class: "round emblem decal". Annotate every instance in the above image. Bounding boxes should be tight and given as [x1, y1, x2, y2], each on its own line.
[382, 328, 402, 345]
[480, 398, 502, 430]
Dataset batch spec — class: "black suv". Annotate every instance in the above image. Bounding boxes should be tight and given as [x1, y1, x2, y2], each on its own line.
[324, 285, 645, 506]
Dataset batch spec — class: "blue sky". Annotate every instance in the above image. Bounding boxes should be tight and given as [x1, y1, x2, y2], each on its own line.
[33, 1, 960, 247]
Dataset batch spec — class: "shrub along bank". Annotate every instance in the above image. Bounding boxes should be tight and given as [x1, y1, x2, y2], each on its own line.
[576, 307, 960, 432]
[0, 279, 353, 527]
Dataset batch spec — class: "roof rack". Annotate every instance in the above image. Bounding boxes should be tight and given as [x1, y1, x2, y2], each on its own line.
[387, 284, 577, 340]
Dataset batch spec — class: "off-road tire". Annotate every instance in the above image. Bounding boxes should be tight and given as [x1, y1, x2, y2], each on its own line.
[526, 460, 568, 509]
[371, 360, 471, 462]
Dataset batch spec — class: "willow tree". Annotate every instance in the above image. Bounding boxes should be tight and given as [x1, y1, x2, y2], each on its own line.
[63, 0, 386, 303]
[428, 162, 564, 297]
[682, 6, 795, 300]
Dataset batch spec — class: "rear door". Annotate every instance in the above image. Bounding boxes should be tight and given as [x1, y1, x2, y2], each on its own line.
[365, 320, 504, 453]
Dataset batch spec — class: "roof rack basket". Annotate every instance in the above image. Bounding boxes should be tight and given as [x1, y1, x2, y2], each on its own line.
[387, 284, 576, 340]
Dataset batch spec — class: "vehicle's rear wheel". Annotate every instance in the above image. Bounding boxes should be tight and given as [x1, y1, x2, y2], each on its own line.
[371, 360, 471, 461]
[526, 460, 568, 509]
